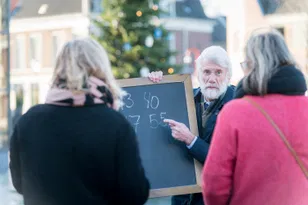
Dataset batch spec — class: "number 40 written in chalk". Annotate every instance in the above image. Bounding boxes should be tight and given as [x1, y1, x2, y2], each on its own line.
[121, 92, 168, 132]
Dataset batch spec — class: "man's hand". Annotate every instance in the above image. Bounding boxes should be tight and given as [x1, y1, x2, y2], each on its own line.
[164, 119, 195, 146]
[148, 71, 163, 83]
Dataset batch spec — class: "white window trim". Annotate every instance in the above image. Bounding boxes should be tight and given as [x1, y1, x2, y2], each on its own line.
[14, 34, 26, 69]
[10, 14, 90, 33]
[29, 33, 43, 72]
[51, 31, 66, 63]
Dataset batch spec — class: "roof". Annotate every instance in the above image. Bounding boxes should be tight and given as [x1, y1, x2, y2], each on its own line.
[212, 17, 226, 43]
[257, 0, 281, 15]
[257, 0, 308, 15]
[13, 0, 83, 19]
[175, 0, 209, 19]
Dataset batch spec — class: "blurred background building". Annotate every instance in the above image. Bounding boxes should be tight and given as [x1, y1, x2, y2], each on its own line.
[0, 1, 226, 204]
[0, 0, 91, 145]
[1, 0, 307, 149]
[0, 0, 224, 144]
[1, 0, 308, 205]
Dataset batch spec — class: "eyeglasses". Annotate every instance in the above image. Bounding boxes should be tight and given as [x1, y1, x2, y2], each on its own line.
[240, 61, 250, 70]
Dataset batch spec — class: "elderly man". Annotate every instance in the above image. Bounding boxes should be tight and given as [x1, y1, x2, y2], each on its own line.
[148, 46, 235, 205]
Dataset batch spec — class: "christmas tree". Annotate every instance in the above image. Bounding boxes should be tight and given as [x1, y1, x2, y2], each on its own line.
[92, 0, 180, 79]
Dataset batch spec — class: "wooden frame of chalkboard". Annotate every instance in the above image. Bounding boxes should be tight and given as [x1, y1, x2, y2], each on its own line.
[118, 74, 202, 198]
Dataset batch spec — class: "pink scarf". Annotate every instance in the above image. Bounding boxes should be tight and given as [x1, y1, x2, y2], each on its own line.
[45, 76, 115, 109]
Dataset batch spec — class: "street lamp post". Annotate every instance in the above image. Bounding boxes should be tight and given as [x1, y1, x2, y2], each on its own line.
[6, 0, 12, 139]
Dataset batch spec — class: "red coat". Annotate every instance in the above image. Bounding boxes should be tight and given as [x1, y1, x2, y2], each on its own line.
[202, 94, 308, 205]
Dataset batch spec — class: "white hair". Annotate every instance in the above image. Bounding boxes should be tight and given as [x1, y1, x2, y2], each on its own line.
[51, 37, 126, 109]
[195, 46, 232, 77]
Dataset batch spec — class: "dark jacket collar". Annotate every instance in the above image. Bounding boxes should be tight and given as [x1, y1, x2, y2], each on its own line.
[194, 85, 235, 107]
[235, 65, 307, 99]
[194, 85, 235, 140]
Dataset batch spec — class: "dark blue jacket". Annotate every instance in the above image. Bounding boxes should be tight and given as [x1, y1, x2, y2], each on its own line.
[172, 85, 235, 205]
[189, 85, 235, 164]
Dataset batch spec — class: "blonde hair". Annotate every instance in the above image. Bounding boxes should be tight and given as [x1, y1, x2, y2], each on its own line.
[243, 27, 296, 95]
[51, 37, 126, 109]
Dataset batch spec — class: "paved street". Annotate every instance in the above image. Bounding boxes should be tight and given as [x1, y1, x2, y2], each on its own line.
[0, 148, 24, 205]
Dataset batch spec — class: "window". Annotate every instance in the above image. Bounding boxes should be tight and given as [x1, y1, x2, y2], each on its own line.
[0, 94, 6, 118]
[29, 34, 42, 70]
[12, 84, 24, 110]
[14, 35, 26, 69]
[51, 32, 64, 65]
[31, 84, 39, 105]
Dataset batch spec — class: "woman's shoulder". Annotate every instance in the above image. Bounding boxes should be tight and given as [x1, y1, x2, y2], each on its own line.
[20, 104, 51, 118]
[219, 97, 264, 121]
[221, 98, 251, 114]
[222, 95, 308, 117]
[19, 104, 129, 126]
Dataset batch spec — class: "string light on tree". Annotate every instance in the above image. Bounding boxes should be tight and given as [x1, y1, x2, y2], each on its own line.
[136, 10, 143, 17]
[152, 16, 160, 27]
[152, 4, 158, 11]
[168, 67, 174, 74]
[93, 0, 179, 79]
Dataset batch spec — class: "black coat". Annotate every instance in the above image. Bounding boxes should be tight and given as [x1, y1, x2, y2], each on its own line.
[9, 104, 150, 205]
[172, 86, 235, 205]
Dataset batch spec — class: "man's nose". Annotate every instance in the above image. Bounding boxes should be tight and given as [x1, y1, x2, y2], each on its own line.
[208, 74, 216, 83]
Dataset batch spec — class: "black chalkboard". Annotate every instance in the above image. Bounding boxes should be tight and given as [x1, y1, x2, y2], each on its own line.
[118, 74, 201, 198]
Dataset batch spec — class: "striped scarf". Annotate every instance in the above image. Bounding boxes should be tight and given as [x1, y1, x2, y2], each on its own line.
[45, 76, 115, 109]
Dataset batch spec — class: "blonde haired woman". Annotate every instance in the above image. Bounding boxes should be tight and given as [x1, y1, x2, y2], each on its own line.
[202, 28, 308, 205]
[9, 38, 149, 205]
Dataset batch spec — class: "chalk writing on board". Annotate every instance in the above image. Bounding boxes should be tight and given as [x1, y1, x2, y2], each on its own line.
[144, 92, 160, 109]
[127, 115, 140, 132]
[149, 112, 168, 129]
[122, 92, 167, 132]
[124, 93, 134, 109]
[160, 112, 168, 127]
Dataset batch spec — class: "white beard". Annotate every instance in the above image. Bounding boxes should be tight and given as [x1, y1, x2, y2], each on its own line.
[200, 78, 229, 101]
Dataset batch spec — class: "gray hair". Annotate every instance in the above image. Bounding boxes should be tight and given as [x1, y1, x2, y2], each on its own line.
[243, 28, 296, 95]
[195, 46, 232, 77]
[51, 37, 126, 109]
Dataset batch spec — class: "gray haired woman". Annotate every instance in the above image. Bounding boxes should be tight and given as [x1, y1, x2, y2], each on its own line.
[9, 38, 150, 205]
[202, 28, 308, 205]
